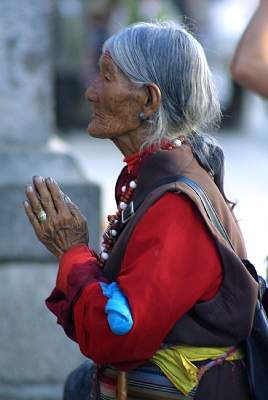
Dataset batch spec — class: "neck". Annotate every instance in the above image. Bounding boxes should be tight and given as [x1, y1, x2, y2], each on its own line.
[111, 126, 147, 157]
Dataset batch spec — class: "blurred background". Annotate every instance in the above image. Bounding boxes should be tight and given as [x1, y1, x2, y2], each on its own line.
[0, 1, 267, 399]
[53, 0, 268, 274]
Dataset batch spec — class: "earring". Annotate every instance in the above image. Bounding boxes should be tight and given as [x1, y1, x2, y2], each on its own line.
[139, 112, 146, 121]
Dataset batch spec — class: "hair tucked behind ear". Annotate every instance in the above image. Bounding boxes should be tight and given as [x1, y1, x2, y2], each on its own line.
[104, 21, 233, 207]
[186, 132, 236, 209]
[103, 21, 221, 147]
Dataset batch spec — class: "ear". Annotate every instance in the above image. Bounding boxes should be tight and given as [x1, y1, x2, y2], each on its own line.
[142, 83, 161, 118]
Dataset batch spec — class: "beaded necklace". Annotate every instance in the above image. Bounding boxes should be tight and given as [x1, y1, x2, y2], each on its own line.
[98, 138, 183, 268]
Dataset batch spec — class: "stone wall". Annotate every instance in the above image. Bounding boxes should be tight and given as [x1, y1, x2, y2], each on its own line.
[0, 0, 53, 146]
[0, 2, 100, 399]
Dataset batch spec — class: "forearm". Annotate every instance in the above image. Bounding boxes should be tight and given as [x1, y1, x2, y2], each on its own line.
[231, 1, 268, 97]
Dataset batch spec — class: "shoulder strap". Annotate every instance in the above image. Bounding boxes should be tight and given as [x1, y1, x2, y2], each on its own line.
[166, 175, 235, 250]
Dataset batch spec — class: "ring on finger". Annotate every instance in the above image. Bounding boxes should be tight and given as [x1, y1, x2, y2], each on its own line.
[37, 209, 47, 223]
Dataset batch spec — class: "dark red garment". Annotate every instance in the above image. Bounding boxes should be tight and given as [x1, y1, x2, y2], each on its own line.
[46, 153, 223, 370]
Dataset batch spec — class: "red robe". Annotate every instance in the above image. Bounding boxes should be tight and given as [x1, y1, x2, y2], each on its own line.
[46, 150, 222, 370]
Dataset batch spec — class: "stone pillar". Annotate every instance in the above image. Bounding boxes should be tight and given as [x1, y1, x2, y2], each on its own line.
[0, 1, 100, 399]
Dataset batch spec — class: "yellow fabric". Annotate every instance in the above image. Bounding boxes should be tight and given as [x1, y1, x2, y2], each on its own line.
[151, 345, 244, 395]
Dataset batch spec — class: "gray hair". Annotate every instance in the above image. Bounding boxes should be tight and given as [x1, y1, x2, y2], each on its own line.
[103, 20, 221, 148]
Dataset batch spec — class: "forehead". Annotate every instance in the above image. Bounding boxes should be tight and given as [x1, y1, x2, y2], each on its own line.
[99, 50, 130, 83]
[102, 50, 113, 63]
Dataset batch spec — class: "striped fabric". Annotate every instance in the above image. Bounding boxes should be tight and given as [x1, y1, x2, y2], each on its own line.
[98, 365, 196, 400]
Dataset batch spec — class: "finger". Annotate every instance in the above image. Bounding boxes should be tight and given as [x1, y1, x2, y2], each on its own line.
[25, 184, 44, 216]
[64, 195, 85, 220]
[33, 176, 57, 216]
[23, 200, 41, 234]
[45, 178, 70, 214]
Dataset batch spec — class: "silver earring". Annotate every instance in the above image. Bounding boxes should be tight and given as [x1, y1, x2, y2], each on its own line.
[139, 112, 146, 121]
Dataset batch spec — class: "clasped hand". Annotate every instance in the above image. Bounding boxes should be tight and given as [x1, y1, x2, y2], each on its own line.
[23, 176, 89, 258]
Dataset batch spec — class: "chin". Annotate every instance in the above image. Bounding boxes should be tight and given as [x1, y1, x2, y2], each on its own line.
[87, 124, 110, 139]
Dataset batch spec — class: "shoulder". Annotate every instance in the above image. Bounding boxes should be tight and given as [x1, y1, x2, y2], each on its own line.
[128, 191, 219, 258]
[142, 191, 206, 228]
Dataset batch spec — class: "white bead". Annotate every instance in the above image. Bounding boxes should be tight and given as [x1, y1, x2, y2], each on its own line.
[110, 229, 117, 237]
[173, 139, 182, 147]
[119, 202, 127, 210]
[121, 185, 126, 193]
[129, 180, 137, 189]
[101, 251, 109, 260]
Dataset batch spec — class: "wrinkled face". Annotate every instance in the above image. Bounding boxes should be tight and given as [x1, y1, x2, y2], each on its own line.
[85, 52, 144, 139]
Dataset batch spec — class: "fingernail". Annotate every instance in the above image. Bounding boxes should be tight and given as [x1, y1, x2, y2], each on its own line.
[26, 185, 33, 192]
[35, 176, 43, 183]
[64, 195, 71, 203]
[23, 201, 29, 207]
[46, 177, 53, 184]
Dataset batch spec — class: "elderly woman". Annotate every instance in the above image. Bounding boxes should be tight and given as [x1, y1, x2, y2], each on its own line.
[24, 21, 257, 400]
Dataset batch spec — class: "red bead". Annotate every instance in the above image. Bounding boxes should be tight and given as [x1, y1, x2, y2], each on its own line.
[100, 180, 137, 266]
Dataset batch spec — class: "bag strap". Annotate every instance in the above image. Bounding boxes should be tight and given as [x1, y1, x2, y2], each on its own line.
[165, 175, 235, 250]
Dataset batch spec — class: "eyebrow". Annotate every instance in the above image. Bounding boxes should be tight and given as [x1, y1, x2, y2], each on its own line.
[99, 53, 116, 74]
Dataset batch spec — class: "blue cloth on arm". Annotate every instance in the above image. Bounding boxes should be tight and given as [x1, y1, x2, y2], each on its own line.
[99, 282, 133, 335]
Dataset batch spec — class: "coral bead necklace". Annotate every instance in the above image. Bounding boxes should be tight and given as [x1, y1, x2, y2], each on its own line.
[98, 179, 137, 267]
[97, 138, 183, 268]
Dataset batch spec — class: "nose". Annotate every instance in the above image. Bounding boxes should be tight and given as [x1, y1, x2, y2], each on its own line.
[85, 81, 98, 103]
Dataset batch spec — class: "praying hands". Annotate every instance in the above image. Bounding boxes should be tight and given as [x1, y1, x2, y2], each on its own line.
[23, 176, 89, 258]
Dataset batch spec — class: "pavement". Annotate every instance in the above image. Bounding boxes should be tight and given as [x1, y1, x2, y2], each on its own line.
[50, 94, 268, 278]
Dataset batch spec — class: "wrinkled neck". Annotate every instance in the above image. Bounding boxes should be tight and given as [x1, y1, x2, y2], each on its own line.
[110, 126, 148, 157]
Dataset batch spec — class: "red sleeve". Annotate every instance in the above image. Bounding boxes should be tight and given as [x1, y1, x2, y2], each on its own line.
[45, 245, 107, 340]
[46, 193, 222, 370]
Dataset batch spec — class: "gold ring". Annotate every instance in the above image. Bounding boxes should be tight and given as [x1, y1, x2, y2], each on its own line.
[37, 209, 47, 223]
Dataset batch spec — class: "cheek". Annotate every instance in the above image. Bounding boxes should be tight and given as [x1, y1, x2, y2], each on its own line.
[108, 89, 140, 123]
[101, 92, 140, 133]
[88, 79, 142, 137]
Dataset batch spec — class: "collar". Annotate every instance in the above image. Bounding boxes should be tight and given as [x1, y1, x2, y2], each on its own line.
[123, 142, 169, 174]
[123, 152, 141, 174]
